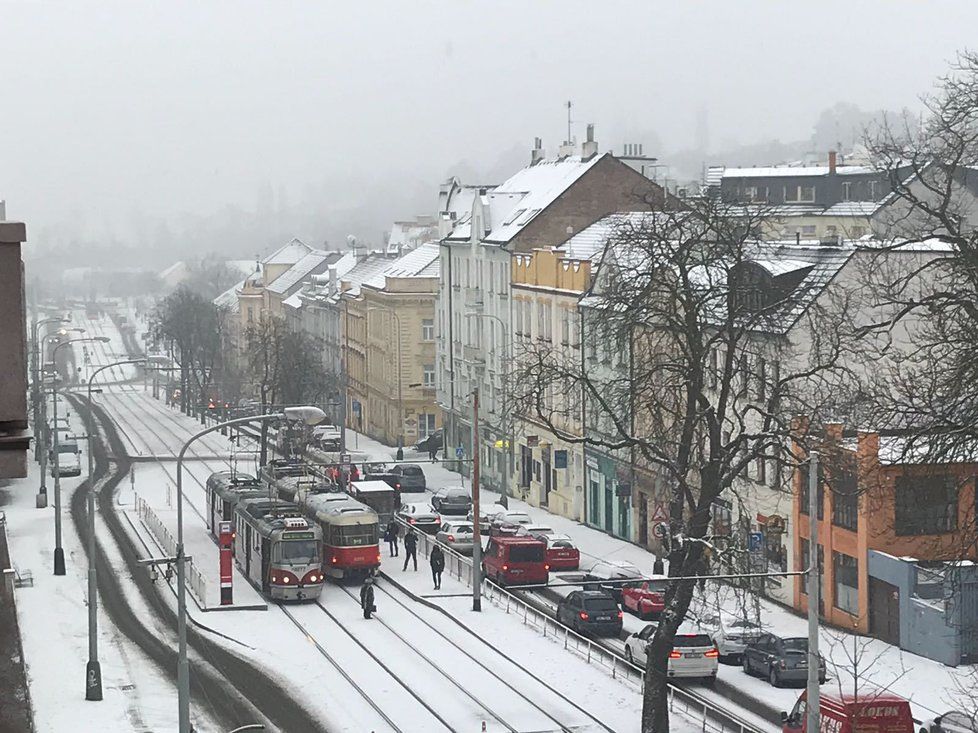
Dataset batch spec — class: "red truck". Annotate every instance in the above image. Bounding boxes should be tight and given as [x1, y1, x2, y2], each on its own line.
[781, 691, 915, 733]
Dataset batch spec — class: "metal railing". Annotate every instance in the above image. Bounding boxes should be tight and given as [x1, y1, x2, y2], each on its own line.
[135, 493, 207, 607]
[395, 517, 761, 733]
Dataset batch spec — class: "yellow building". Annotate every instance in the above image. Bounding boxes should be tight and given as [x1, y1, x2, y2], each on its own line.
[511, 245, 595, 521]
[361, 243, 442, 447]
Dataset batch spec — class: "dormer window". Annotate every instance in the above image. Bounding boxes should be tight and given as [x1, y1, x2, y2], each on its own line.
[784, 184, 815, 203]
[729, 262, 772, 314]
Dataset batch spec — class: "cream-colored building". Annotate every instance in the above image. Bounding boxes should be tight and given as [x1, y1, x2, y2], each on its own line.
[358, 243, 441, 447]
[511, 246, 594, 521]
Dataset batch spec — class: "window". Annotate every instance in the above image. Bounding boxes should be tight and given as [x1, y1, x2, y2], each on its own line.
[247, 306, 254, 323]
[711, 499, 732, 537]
[841, 182, 851, 202]
[830, 452, 858, 531]
[800, 225, 817, 236]
[756, 358, 767, 401]
[833, 552, 859, 615]
[851, 226, 866, 238]
[503, 208, 527, 226]
[869, 181, 879, 201]
[800, 185, 815, 202]
[422, 318, 434, 341]
[418, 413, 436, 437]
[423, 364, 435, 387]
[784, 184, 815, 203]
[561, 310, 570, 345]
[755, 441, 766, 484]
[799, 460, 825, 520]
[744, 185, 769, 203]
[894, 473, 958, 535]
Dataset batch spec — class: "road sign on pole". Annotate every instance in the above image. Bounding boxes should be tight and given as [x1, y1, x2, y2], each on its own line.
[749, 531, 764, 552]
[652, 522, 669, 540]
[651, 503, 668, 522]
[455, 445, 464, 459]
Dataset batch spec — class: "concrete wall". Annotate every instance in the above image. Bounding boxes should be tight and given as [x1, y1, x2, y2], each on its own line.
[0, 221, 29, 478]
[868, 551, 965, 667]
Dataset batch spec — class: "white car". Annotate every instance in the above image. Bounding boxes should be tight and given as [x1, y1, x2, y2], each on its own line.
[515, 523, 555, 538]
[624, 623, 719, 684]
[435, 520, 475, 554]
[695, 613, 764, 661]
[920, 711, 978, 733]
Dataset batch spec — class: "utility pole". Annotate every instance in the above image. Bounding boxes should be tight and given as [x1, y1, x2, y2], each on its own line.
[807, 450, 821, 733]
[471, 388, 482, 612]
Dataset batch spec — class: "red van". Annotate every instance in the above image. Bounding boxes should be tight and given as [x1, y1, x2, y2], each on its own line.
[781, 691, 915, 733]
[482, 536, 549, 586]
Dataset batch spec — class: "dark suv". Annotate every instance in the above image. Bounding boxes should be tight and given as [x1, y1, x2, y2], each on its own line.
[390, 463, 426, 492]
[431, 487, 472, 515]
[556, 590, 623, 637]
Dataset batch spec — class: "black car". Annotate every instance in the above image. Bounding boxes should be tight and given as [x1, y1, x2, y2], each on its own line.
[556, 590, 623, 637]
[742, 633, 826, 687]
[414, 429, 443, 454]
[431, 486, 472, 515]
[390, 463, 426, 492]
[362, 471, 399, 490]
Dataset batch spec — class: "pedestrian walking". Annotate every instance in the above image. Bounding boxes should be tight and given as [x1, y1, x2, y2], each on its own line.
[403, 528, 418, 571]
[428, 446, 438, 462]
[430, 545, 445, 589]
[385, 519, 400, 557]
[360, 576, 376, 619]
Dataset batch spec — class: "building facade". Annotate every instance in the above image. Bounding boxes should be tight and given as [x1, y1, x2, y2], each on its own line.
[0, 215, 30, 477]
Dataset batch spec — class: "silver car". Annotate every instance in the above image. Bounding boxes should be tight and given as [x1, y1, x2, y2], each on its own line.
[435, 520, 475, 555]
[624, 623, 719, 684]
[696, 613, 764, 661]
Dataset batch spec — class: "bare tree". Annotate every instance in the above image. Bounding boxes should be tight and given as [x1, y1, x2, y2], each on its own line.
[512, 202, 862, 732]
[244, 314, 334, 464]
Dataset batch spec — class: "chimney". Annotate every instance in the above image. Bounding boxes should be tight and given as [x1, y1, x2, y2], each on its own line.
[581, 123, 598, 159]
[558, 140, 576, 158]
[828, 150, 837, 174]
[530, 137, 544, 165]
[0, 200, 5, 221]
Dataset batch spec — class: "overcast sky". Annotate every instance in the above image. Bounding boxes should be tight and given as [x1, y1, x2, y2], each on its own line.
[3, 1, 978, 254]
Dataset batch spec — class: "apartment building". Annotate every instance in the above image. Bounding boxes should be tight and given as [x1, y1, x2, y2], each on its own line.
[0, 211, 30, 477]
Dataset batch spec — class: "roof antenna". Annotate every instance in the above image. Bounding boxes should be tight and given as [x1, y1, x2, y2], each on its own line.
[566, 100, 573, 143]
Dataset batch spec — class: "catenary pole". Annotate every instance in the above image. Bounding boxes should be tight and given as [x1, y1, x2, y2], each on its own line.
[806, 450, 821, 733]
[471, 388, 482, 612]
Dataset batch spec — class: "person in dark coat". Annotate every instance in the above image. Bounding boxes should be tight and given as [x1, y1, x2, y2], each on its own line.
[385, 519, 400, 557]
[360, 576, 375, 619]
[402, 528, 418, 571]
[429, 545, 445, 589]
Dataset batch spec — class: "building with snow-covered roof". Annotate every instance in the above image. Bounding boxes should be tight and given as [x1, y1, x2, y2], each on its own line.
[437, 132, 665, 494]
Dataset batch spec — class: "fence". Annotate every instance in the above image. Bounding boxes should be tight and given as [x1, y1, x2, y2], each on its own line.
[135, 493, 207, 607]
[394, 518, 760, 733]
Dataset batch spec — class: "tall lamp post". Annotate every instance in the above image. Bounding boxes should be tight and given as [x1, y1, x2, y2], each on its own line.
[367, 307, 404, 460]
[36, 326, 82, 508]
[31, 316, 69, 469]
[84, 357, 146, 701]
[50, 336, 110, 575]
[172, 405, 326, 733]
[464, 311, 511, 508]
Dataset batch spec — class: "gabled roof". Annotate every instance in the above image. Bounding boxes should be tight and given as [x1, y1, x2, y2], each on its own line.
[265, 250, 331, 295]
[337, 254, 399, 298]
[262, 237, 314, 266]
[213, 276, 248, 312]
[362, 242, 440, 290]
[445, 153, 608, 245]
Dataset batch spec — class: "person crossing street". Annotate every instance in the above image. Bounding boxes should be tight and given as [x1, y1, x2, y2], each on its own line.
[402, 528, 418, 571]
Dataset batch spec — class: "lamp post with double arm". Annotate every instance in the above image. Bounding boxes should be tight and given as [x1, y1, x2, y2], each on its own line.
[84, 357, 147, 701]
[50, 336, 110, 575]
[31, 316, 69, 469]
[172, 405, 326, 733]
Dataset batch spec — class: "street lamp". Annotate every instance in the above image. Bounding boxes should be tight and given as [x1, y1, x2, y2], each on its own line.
[37, 327, 86, 510]
[366, 307, 404, 460]
[50, 336, 110, 575]
[464, 311, 511, 508]
[84, 357, 146, 701]
[31, 315, 69, 472]
[173, 405, 325, 733]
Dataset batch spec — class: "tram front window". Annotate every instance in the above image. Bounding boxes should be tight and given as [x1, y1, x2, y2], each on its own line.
[275, 540, 319, 564]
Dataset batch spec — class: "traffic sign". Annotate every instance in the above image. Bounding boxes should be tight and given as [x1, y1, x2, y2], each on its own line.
[651, 502, 668, 522]
[749, 532, 764, 552]
[652, 522, 669, 540]
[340, 453, 351, 464]
[455, 445, 464, 458]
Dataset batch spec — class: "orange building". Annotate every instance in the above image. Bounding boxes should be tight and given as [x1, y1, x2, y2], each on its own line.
[792, 424, 978, 635]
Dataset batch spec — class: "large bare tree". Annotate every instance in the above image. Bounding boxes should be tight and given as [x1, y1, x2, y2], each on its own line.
[512, 203, 861, 732]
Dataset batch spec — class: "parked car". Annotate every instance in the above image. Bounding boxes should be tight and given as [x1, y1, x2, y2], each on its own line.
[742, 633, 826, 687]
[782, 691, 915, 733]
[49, 440, 81, 477]
[583, 560, 645, 603]
[482, 535, 548, 586]
[557, 590, 623, 637]
[695, 613, 764, 661]
[435, 520, 475, 555]
[390, 463, 427, 492]
[515, 524, 556, 539]
[542, 534, 580, 571]
[396, 502, 441, 534]
[919, 711, 978, 733]
[620, 576, 669, 620]
[414, 429, 443, 454]
[624, 623, 719, 684]
[467, 505, 496, 533]
[362, 471, 399, 490]
[430, 486, 472, 515]
[489, 510, 533, 536]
